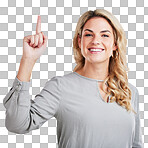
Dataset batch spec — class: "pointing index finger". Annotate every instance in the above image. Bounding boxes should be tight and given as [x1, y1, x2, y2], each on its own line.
[36, 15, 41, 34]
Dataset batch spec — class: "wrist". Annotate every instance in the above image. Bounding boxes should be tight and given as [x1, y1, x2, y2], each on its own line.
[21, 56, 37, 64]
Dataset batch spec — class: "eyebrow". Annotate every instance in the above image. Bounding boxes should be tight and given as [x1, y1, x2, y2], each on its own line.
[84, 29, 111, 33]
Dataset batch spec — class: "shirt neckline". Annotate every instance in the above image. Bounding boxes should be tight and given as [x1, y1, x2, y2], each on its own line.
[73, 71, 115, 104]
[73, 72, 104, 82]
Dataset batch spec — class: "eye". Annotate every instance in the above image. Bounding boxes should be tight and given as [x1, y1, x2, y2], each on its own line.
[102, 34, 109, 37]
[85, 34, 92, 36]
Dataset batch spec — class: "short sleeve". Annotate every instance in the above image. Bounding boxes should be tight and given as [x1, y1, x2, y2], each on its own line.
[132, 88, 144, 148]
[3, 76, 61, 134]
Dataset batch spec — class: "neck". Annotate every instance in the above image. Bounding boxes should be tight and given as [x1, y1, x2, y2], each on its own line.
[79, 60, 109, 81]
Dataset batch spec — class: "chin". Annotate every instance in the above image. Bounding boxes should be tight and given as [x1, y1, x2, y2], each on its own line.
[88, 57, 109, 64]
[88, 60, 104, 64]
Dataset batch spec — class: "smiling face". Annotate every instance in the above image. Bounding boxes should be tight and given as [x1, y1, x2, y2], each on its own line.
[78, 17, 117, 64]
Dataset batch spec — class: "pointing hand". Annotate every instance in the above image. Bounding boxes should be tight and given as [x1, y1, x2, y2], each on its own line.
[22, 15, 48, 61]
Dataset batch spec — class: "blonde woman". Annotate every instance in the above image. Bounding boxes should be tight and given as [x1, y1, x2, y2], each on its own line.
[3, 9, 143, 148]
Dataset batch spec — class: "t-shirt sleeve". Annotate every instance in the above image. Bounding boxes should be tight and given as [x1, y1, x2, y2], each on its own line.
[3, 76, 61, 134]
[132, 88, 144, 148]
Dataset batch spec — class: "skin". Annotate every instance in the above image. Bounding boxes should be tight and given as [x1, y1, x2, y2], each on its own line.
[76, 17, 117, 101]
[77, 17, 117, 81]
[17, 15, 48, 82]
[22, 15, 47, 61]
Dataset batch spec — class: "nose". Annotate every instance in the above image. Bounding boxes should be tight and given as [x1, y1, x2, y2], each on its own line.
[91, 35, 101, 45]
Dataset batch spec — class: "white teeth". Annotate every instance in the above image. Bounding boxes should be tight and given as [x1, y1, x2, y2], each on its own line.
[89, 48, 103, 51]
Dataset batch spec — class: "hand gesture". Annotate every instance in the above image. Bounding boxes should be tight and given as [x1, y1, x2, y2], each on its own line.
[22, 15, 48, 61]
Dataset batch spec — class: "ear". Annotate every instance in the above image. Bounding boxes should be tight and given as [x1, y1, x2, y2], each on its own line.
[113, 43, 118, 51]
[77, 34, 81, 49]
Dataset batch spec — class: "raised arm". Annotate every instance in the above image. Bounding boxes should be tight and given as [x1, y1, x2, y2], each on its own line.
[17, 15, 48, 82]
[3, 16, 61, 134]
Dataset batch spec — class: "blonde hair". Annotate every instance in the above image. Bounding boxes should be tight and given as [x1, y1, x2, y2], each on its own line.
[73, 9, 136, 114]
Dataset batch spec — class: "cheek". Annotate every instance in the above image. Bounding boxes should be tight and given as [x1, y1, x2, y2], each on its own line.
[82, 38, 88, 47]
[104, 40, 114, 48]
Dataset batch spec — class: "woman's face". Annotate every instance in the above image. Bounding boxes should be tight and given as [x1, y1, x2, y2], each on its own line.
[78, 17, 117, 64]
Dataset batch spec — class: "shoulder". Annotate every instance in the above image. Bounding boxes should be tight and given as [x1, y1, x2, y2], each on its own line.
[52, 72, 77, 84]
[45, 72, 75, 88]
[128, 82, 139, 106]
[43, 75, 62, 91]
[128, 82, 139, 95]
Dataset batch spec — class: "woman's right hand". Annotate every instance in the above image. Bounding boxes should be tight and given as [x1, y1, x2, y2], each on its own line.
[22, 15, 48, 62]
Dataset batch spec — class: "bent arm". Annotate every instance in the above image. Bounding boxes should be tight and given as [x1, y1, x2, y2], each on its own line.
[3, 76, 61, 134]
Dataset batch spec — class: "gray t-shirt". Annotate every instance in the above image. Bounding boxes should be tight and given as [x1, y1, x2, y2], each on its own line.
[3, 71, 143, 148]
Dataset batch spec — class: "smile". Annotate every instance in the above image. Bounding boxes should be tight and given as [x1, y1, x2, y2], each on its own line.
[88, 48, 104, 54]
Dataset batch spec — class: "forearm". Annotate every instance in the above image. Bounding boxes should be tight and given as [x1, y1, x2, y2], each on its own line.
[3, 76, 57, 134]
[17, 57, 36, 82]
[3, 76, 31, 133]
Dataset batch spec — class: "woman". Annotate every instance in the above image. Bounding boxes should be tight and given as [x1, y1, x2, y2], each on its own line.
[3, 9, 143, 148]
